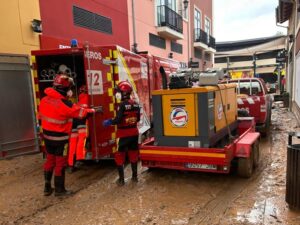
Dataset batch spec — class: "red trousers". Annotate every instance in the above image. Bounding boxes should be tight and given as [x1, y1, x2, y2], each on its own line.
[68, 132, 78, 167]
[43, 140, 68, 176]
[68, 124, 88, 167]
[114, 151, 139, 166]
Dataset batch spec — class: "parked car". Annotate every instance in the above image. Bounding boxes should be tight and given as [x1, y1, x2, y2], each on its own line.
[221, 78, 273, 136]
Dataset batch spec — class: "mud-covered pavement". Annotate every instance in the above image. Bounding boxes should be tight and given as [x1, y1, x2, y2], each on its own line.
[1, 108, 300, 225]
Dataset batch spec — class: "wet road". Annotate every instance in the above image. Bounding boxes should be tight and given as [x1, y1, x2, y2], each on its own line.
[0, 108, 300, 225]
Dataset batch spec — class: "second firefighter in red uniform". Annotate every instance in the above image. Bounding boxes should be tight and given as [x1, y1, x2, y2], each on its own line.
[103, 81, 140, 186]
[68, 85, 90, 170]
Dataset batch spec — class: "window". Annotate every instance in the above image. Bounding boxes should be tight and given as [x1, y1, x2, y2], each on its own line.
[194, 9, 201, 40]
[205, 17, 211, 43]
[149, 33, 166, 49]
[194, 48, 202, 59]
[157, 0, 176, 11]
[156, 0, 178, 27]
[171, 41, 182, 53]
[236, 81, 262, 95]
[73, 6, 112, 34]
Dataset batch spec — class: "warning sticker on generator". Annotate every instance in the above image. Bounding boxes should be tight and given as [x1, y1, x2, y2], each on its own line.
[170, 107, 188, 127]
[217, 104, 223, 120]
[87, 70, 103, 95]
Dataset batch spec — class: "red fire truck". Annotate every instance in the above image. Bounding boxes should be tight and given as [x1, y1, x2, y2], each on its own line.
[31, 45, 180, 160]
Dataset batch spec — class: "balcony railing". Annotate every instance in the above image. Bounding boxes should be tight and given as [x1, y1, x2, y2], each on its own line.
[194, 28, 208, 45]
[208, 35, 216, 49]
[194, 29, 216, 50]
[157, 5, 183, 34]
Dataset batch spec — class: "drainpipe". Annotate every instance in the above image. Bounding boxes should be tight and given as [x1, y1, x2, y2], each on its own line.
[131, 0, 138, 53]
[292, 0, 297, 110]
[187, 9, 190, 67]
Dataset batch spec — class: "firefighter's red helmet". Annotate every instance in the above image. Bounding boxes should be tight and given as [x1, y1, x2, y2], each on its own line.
[117, 81, 132, 94]
[53, 74, 74, 89]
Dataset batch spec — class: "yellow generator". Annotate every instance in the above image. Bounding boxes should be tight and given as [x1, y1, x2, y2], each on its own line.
[152, 83, 237, 148]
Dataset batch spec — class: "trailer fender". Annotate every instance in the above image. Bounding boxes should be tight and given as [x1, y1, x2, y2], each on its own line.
[236, 132, 260, 158]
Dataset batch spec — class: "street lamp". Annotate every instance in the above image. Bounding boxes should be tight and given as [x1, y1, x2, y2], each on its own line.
[183, 0, 189, 10]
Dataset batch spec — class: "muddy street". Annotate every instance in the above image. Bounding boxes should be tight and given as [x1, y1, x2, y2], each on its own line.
[1, 108, 300, 225]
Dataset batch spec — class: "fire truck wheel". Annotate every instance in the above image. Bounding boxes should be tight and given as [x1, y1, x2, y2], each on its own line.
[253, 141, 260, 168]
[237, 149, 254, 178]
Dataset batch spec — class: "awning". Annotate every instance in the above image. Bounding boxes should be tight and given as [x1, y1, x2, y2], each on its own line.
[256, 66, 276, 74]
[215, 36, 286, 57]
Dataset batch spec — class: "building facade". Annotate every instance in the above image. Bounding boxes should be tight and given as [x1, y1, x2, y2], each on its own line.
[190, 0, 215, 69]
[127, 0, 215, 68]
[0, 0, 41, 56]
[276, 0, 300, 119]
[0, 0, 214, 68]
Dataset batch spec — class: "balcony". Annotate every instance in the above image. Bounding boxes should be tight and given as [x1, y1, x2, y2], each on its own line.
[194, 28, 208, 49]
[208, 35, 216, 53]
[157, 5, 184, 40]
[194, 28, 216, 53]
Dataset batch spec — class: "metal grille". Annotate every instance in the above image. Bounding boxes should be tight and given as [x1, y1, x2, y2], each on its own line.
[149, 33, 166, 49]
[73, 6, 112, 34]
[208, 35, 216, 49]
[194, 48, 202, 59]
[171, 41, 182, 54]
[194, 28, 208, 45]
[0, 54, 39, 158]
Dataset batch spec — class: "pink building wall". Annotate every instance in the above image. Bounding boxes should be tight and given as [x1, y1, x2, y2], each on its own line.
[127, 0, 188, 65]
[127, 0, 214, 69]
[191, 0, 214, 69]
[192, 0, 213, 32]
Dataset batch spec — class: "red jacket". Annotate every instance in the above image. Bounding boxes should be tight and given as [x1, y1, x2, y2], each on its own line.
[39, 88, 92, 141]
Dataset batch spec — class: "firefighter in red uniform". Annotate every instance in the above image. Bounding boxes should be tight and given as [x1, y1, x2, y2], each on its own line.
[39, 75, 95, 196]
[68, 85, 90, 170]
[103, 81, 140, 186]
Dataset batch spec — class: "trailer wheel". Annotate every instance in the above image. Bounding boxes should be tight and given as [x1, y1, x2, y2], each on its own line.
[238, 149, 254, 178]
[253, 141, 260, 168]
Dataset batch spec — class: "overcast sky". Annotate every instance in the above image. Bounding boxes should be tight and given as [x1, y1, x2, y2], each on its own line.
[213, 0, 287, 43]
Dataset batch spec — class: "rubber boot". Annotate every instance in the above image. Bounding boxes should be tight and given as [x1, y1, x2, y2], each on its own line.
[131, 162, 138, 182]
[44, 171, 53, 196]
[54, 169, 73, 197]
[116, 166, 125, 186]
